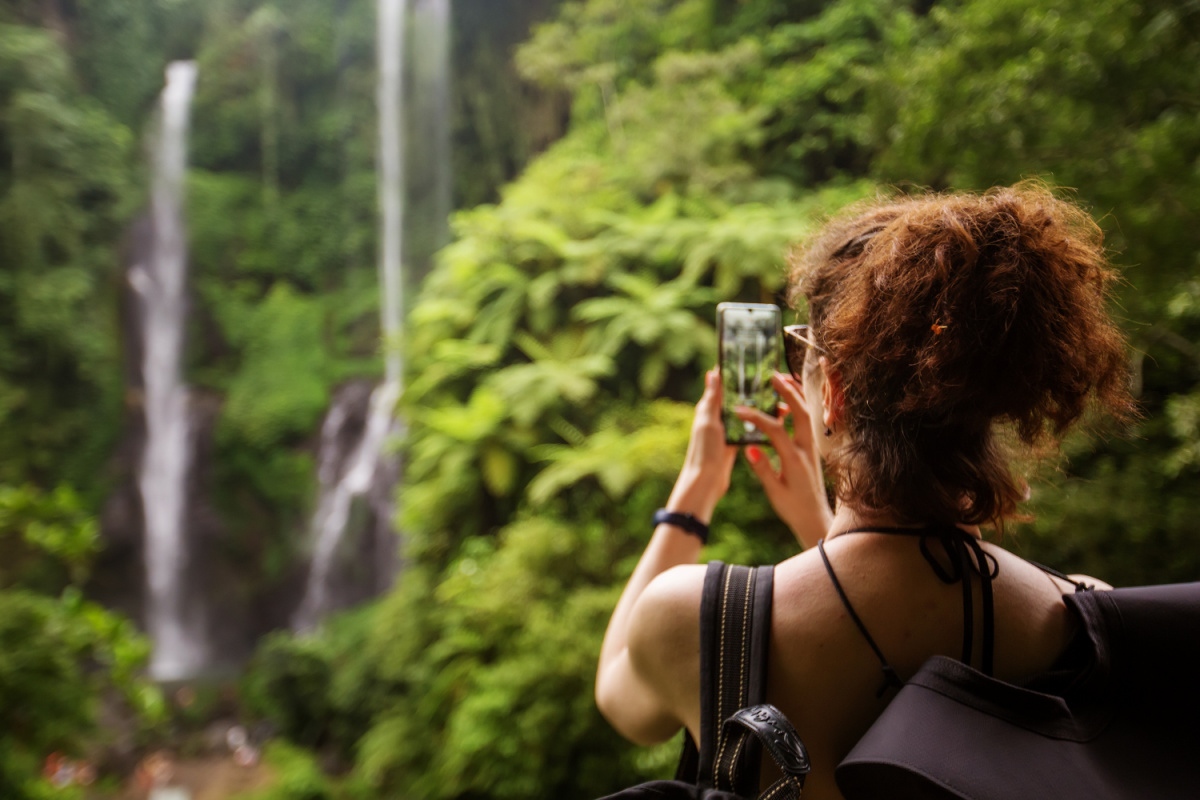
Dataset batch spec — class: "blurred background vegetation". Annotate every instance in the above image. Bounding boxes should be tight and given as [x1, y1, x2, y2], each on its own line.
[0, 0, 1197, 797]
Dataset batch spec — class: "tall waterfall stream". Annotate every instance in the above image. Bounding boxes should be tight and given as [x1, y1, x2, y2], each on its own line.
[294, 0, 453, 631]
[133, 60, 205, 681]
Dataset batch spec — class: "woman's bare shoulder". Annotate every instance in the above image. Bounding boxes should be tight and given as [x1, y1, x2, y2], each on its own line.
[629, 564, 706, 662]
[625, 565, 706, 730]
[993, 545, 1114, 593]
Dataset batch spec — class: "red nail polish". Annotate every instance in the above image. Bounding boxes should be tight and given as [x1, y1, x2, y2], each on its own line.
[746, 446, 762, 464]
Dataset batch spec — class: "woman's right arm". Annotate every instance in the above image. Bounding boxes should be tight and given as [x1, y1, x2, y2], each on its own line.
[595, 368, 735, 744]
[595, 563, 706, 745]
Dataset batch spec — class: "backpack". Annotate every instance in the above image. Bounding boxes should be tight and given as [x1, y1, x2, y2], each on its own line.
[836, 581, 1200, 799]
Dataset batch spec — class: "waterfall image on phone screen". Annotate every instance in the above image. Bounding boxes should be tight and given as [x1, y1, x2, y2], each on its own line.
[719, 304, 780, 444]
[733, 323, 767, 404]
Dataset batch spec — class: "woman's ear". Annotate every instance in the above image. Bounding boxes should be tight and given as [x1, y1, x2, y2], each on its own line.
[818, 356, 845, 430]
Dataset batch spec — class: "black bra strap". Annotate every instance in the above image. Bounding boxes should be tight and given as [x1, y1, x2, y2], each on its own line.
[818, 539, 903, 697]
[824, 524, 1001, 679]
[1027, 558, 1095, 592]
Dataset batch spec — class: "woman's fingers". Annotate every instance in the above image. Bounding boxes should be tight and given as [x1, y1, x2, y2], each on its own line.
[771, 372, 812, 446]
[695, 368, 725, 422]
[744, 444, 786, 497]
[703, 369, 738, 465]
[734, 377, 833, 548]
[772, 371, 805, 415]
[732, 405, 800, 465]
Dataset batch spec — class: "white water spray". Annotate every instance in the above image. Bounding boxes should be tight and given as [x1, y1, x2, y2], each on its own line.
[133, 60, 205, 680]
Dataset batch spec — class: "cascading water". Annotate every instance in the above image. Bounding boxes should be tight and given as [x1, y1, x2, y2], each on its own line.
[411, 0, 453, 258]
[292, 0, 414, 631]
[377, 0, 407, 389]
[130, 60, 205, 680]
[427, 0, 452, 248]
[292, 381, 401, 631]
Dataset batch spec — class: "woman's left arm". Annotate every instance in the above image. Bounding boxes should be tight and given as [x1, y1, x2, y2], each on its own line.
[595, 368, 736, 744]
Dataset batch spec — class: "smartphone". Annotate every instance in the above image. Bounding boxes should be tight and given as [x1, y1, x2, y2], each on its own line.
[717, 302, 781, 445]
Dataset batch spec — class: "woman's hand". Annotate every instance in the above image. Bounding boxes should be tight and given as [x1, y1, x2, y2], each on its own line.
[666, 367, 738, 523]
[735, 371, 833, 549]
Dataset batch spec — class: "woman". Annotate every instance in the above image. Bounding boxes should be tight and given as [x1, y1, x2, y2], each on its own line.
[594, 185, 1134, 799]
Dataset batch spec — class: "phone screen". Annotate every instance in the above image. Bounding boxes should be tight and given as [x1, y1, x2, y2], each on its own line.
[717, 303, 781, 445]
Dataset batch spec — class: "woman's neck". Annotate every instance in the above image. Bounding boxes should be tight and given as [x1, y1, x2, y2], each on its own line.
[825, 505, 982, 542]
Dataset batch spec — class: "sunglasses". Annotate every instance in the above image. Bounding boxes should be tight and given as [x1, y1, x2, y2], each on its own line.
[783, 324, 826, 381]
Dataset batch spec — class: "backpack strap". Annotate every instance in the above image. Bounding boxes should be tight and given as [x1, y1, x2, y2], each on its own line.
[676, 562, 778, 795]
[719, 705, 810, 800]
[713, 564, 775, 796]
[675, 561, 729, 784]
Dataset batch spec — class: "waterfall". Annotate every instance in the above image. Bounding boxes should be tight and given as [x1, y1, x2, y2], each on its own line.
[378, 0, 407, 386]
[292, 381, 400, 631]
[131, 60, 205, 680]
[427, 0, 452, 250]
[292, 0, 413, 631]
[412, 0, 453, 260]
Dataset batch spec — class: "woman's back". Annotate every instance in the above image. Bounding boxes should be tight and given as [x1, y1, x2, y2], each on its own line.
[762, 533, 1087, 799]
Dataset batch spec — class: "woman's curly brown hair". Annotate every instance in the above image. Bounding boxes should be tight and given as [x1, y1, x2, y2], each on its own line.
[788, 183, 1135, 528]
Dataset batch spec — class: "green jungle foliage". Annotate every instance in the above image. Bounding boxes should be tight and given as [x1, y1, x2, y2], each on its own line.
[0, 0, 1197, 798]
[183, 0, 386, 561]
[0, 12, 165, 795]
[0, 484, 163, 799]
[0, 17, 131, 492]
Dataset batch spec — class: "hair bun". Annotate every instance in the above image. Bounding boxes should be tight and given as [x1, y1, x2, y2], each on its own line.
[790, 183, 1134, 525]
